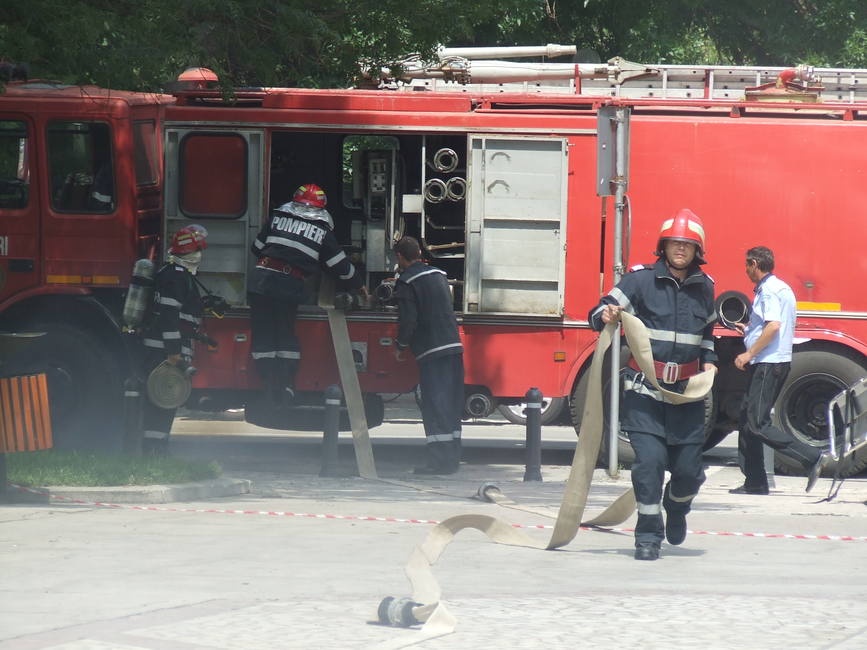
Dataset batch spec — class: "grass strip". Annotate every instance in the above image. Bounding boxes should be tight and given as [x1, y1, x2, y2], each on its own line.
[6, 449, 222, 487]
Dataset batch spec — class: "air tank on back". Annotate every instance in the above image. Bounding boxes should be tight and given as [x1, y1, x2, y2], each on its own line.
[122, 258, 155, 329]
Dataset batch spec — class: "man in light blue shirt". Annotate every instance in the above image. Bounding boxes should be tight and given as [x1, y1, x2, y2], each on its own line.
[730, 246, 828, 494]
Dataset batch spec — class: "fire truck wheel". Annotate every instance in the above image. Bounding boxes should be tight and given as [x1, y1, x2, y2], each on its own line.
[773, 349, 867, 478]
[3, 323, 123, 451]
[497, 397, 566, 426]
[570, 347, 716, 468]
[569, 345, 635, 466]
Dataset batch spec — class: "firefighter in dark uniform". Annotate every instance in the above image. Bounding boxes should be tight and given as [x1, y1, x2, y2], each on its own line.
[248, 183, 364, 405]
[393, 236, 464, 475]
[140, 225, 207, 454]
[589, 209, 718, 561]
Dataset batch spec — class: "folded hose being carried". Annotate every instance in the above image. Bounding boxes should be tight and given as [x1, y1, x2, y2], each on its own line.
[376, 312, 716, 646]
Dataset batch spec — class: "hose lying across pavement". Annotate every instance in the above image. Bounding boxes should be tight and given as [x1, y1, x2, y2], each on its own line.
[320, 284, 714, 647]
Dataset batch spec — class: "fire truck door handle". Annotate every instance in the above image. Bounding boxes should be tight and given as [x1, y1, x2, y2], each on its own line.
[486, 180, 510, 194]
[7, 259, 34, 272]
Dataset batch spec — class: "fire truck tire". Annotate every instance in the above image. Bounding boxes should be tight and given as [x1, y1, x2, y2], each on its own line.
[773, 349, 867, 478]
[497, 397, 566, 426]
[570, 347, 716, 468]
[3, 323, 124, 451]
[569, 345, 635, 465]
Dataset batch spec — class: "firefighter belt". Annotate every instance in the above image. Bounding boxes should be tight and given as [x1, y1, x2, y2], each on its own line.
[256, 256, 307, 279]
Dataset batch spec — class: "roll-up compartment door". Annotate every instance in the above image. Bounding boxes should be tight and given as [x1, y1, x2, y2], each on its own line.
[464, 135, 567, 315]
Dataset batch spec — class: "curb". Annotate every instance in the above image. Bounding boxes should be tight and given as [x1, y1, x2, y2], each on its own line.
[14, 478, 251, 504]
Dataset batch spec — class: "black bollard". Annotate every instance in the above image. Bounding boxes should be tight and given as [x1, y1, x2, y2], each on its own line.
[320, 384, 342, 477]
[523, 387, 543, 482]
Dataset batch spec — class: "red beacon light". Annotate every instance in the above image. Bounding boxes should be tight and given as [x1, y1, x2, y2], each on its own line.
[175, 67, 219, 90]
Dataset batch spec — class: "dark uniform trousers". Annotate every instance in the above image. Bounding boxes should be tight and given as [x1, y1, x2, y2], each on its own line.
[738, 362, 820, 489]
[248, 289, 302, 396]
[630, 431, 706, 545]
[418, 353, 464, 470]
[141, 348, 178, 448]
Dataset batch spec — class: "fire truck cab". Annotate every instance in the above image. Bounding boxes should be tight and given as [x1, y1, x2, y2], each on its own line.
[0, 82, 171, 448]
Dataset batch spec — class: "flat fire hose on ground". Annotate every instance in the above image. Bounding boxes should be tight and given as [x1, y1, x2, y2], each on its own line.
[373, 312, 715, 648]
[318, 277, 378, 479]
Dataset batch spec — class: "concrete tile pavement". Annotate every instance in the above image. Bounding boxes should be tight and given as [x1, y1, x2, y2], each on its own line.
[4, 404, 867, 650]
[3, 452, 867, 649]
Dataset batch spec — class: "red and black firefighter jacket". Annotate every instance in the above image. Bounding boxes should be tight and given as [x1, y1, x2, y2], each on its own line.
[588, 258, 717, 443]
[249, 208, 362, 297]
[142, 263, 203, 359]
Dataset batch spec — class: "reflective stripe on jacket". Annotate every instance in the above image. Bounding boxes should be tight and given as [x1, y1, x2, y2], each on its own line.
[251, 209, 362, 288]
[589, 258, 717, 368]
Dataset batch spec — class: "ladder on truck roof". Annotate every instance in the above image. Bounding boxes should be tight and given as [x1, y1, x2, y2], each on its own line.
[376, 44, 867, 104]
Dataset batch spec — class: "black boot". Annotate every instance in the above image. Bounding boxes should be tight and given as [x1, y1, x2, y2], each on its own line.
[634, 542, 661, 561]
[663, 484, 690, 545]
[414, 442, 456, 475]
[665, 511, 687, 546]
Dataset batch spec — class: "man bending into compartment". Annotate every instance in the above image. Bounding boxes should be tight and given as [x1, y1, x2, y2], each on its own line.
[248, 183, 365, 407]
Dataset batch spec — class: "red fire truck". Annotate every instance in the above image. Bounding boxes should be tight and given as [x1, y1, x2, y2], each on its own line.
[2, 46, 866, 476]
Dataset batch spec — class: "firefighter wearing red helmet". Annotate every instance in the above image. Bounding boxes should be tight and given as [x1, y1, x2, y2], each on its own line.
[588, 208, 717, 561]
[139, 225, 208, 454]
[292, 183, 327, 209]
[655, 208, 707, 264]
[248, 184, 366, 407]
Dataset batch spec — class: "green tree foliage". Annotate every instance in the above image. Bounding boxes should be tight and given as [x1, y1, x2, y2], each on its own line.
[2, 1, 867, 92]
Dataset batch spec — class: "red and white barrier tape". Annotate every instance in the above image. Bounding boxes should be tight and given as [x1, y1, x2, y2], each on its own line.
[8, 482, 867, 542]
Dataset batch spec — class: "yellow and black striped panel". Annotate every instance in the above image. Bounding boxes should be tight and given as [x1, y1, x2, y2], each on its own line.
[0, 374, 53, 452]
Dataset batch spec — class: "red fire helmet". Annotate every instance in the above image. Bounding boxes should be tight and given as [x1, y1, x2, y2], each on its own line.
[169, 225, 208, 255]
[656, 208, 706, 262]
[293, 184, 327, 208]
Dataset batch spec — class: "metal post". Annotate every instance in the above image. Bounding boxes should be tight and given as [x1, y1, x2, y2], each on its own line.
[608, 106, 630, 479]
[0, 453, 7, 499]
[523, 387, 543, 482]
[320, 384, 342, 477]
[762, 444, 776, 489]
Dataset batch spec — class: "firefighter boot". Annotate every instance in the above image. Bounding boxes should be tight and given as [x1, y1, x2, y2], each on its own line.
[278, 386, 295, 408]
[664, 512, 687, 546]
[444, 439, 461, 473]
[634, 542, 660, 561]
[663, 486, 688, 546]
[268, 384, 295, 409]
[414, 441, 455, 475]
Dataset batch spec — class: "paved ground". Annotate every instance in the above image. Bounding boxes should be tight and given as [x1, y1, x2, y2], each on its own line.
[2, 398, 867, 649]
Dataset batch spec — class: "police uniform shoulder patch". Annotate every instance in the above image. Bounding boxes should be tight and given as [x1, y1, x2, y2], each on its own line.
[629, 264, 649, 272]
